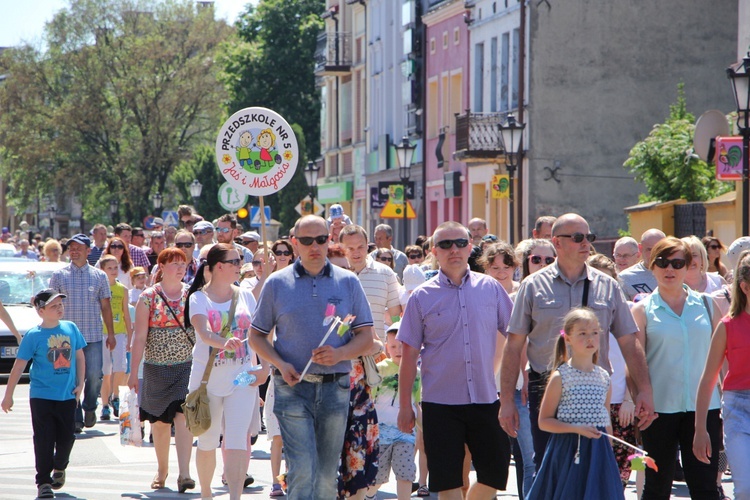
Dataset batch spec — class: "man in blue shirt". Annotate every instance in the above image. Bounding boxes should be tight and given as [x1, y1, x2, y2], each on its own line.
[251, 215, 376, 500]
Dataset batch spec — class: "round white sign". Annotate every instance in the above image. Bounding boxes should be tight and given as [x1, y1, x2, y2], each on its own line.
[215, 107, 299, 196]
[218, 182, 249, 211]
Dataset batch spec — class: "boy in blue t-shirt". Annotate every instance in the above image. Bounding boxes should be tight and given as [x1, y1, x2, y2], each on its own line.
[1, 289, 86, 499]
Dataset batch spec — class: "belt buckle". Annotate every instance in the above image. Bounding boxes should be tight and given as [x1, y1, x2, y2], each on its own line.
[302, 373, 324, 383]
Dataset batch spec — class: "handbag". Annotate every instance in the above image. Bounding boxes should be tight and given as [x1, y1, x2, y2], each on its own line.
[182, 286, 239, 436]
[360, 354, 382, 387]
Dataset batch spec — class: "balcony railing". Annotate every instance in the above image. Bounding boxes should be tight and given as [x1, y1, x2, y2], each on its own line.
[453, 111, 506, 162]
[314, 32, 352, 76]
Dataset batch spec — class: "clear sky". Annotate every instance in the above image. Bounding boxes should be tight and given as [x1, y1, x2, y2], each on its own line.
[0, 0, 259, 48]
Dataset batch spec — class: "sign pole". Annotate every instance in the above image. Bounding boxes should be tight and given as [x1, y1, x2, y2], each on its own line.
[258, 196, 272, 278]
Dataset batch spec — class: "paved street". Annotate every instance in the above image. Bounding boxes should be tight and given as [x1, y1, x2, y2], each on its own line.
[0, 382, 735, 499]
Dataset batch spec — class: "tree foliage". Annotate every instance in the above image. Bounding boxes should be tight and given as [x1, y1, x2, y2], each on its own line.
[624, 84, 732, 203]
[218, 0, 323, 231]
[0, 0, 231, 224]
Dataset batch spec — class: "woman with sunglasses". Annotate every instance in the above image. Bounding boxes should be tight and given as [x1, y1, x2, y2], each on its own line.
[702, 236, 729, 280]
[99, 237, 133, 289]
[374, 248, 396, 271]
[631, 237, 723, 499]
[405, 245, 424, 266]
[185, 244, 269, 500]
[516, 239, 556, 280]
[271, 240, 295, 270]
[682, 236, 726, 294]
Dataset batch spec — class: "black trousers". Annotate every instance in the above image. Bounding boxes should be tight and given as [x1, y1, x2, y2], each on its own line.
[30, 398, 77, 486]
[641, 409, 722, 500]
[528, 369, 551, 472]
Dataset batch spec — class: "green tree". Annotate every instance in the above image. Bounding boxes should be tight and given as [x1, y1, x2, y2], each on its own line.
[624, 84, 732, 203]
[170, 145, 226, 222]
[0, 0, 231, 224]
[218, 0, 323, 231]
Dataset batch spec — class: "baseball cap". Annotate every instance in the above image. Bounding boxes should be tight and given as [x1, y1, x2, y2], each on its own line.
[193, 221, 214, 232]
[386, 321, 401, 334]
[33, 288, 67, 308]
[241, 231, 260, 242]
[329, 204, 344, 219]
[727, 237, 750, 271]
[152, 217, 164, 227]
[1, 227, 9, 234]
[68, 233, 91, 247]
[403, 264, 427, 292]
[482, 234, 498, 243]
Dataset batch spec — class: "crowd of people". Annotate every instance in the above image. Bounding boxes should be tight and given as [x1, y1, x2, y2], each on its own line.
[1, 203, 748, 500]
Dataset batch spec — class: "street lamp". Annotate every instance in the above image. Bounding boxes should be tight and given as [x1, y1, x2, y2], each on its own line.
[152, 192, 163, 213]
[189, 179, 203, 210]
[109, 199, 119, 224]
[499, 113, 525, 245]
[48, 206, 56, 239]
[728, 51, 750, 236]
[395, 136, 416, 247]
[304, 160, 321, 214]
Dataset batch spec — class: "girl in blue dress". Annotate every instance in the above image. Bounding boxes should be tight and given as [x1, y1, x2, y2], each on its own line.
[526, 307, 624, 500]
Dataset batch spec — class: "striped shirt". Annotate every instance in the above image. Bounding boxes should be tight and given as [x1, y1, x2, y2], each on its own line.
[355, 257, 402, 341]
[88, 244, 106, 266]
[49, 262, 112, 343]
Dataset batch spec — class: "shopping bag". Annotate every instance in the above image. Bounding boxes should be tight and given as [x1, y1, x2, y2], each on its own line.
[119, 387, 142, 447]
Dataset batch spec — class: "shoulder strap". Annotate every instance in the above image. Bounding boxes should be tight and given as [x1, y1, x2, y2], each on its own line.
[155, 286, 193, 346]
[701, 293, 714, 329]
[581, 278, 590, 307]
[199, 286, 240, 386]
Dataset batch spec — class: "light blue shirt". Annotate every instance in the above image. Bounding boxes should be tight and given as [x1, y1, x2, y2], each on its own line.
[642, 286, 721, 413]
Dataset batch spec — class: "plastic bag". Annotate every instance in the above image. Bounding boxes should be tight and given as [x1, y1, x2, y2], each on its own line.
[119, 387, 142, 447]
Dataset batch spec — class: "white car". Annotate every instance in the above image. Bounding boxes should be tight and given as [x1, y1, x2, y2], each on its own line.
[0, 261, 67, 375]
[0, 243, 16, 259]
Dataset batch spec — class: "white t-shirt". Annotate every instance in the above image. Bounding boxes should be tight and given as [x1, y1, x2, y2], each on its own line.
[608, 332, 627, 404]
[129, 287, 144, 305]
[188, 288, 258, 397]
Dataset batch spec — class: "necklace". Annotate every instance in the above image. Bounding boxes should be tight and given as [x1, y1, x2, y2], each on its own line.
[159, 283, 183, 302]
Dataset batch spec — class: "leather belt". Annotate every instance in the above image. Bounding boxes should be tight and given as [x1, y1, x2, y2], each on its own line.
[273, 369, 348, 384]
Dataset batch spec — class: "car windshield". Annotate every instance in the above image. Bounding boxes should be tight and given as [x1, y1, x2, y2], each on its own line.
[0, 269, 54, 305]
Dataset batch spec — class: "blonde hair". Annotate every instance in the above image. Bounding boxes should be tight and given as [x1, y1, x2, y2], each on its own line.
[258, 128, 276, 148]
[551, 307, 600, 369]
[99, 254, 119, 269]
[681, 235, 709, 273]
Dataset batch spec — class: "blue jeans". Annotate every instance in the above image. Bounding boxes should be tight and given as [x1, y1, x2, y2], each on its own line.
[723, 390, 750, 499]
[514, 389, 535, 497]
[273, 375, 350, 500]
[75, 341, 103, 423]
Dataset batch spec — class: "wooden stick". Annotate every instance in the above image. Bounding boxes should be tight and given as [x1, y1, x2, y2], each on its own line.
[599, 431, 648, 455]
[258, 196, 271, 277]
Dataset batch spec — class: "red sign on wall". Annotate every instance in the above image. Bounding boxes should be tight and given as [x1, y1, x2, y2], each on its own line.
[715, 136, 744, 181]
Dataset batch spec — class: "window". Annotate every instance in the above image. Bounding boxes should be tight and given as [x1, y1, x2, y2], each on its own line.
[490, 37, 498, 112]
[427, 78, 439, 138]
[500, 32, 509, 111]
[512, 28, 519, 109]
[450, 72, 463, 119]
[430, 37, 436, 54]
[443, 31, 448, 49]
[474, 43, 484, 112]
[453, 27, 460, 45]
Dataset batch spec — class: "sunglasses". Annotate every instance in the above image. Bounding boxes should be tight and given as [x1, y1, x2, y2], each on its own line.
[556, 232, 596, 243]
[708, 244, 721, 250]
[653, 256, 687, 270]
[132, 233, 144, 238]
[435, 238, 470, 250]
[274, 250, 292, 256]
[296, 235, 329, 246]
[175, 242, 194, 249]
[408, 253, 423, 259]
[215, 227, 232, 234]
[109, 244, 125, 249]
[252, 260, 262, 266]
[221, 258, 242, 266]
[378, 256, 393, 262]
[529, 255, 556, 265]
[193, 229, 213, 236]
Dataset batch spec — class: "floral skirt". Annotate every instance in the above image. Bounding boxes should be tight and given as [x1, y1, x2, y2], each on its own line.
[337, 359, 379, 498]
[610, 403, 636, 486]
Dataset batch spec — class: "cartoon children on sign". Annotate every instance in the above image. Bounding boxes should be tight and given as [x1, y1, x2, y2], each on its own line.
[237, 131, 254, 167]
[230, 127, 282, 174]
[255, 128, 282, 170]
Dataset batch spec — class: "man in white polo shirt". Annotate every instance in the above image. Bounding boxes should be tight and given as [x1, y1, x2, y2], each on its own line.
[340, 224, 402, 341]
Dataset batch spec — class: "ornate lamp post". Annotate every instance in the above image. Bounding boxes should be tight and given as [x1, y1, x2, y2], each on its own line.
[109, 199, 119, 225]
[152, 192, 163, 213]
[395, 136, 416, 247]
[189, 179, 203, 210]
[304, 160, 321, 214]
[499, 113, 525, 245]
[49, 205, 56, 239]
[728, 51, 750, 236]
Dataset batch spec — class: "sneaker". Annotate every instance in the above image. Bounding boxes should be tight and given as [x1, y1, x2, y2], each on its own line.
[244, 474, 255, 488]
[74, 422, 84, 434]
[51, 470, 65, 490]
[269, 483, 284, 497]
[83, 410, 96, 428]
[111, 398, 120, 418]
[101, 406, 111, 421]
[37, 483, 54, 498]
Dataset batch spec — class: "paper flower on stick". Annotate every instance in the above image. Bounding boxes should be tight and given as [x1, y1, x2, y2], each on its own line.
[323, 303, 336, 325]
[628, 454, 658, 472]
[337, 314, 356, 336]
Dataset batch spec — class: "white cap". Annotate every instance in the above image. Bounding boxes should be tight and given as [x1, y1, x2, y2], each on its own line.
[727, 237, 750, 271]
[402, 264, 426, 292]
[241, 231, 260, 242]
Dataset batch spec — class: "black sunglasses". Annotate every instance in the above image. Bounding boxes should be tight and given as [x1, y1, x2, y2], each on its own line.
[708, 244, 721, 250]
[408, 253, 423, 259]
[556, 232, 596, 243]
[274, 250, 292, 256]
[653, 256, 687, 270]
[435, 238, 470, 250]
[296, 235, 329, 246]
[109, 244, 125, 249]
[220, 258, 242, 266]
[175, 242, 194, 249]
[529, 255, 556, 265]
[378, 256, 393, 262]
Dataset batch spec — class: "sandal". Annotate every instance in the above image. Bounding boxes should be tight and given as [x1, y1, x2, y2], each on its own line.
[269, 483, 284, 497]
[177, 476, 195, 493]
[417, 484, 430, 497]
[151, 474, 167, 489]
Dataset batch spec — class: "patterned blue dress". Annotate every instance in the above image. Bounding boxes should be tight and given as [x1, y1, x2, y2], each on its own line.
[526, 363, 624, 500]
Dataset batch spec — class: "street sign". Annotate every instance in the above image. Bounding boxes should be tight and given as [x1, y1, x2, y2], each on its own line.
[379, 184, 416, 219]
[162, 211, 179, 227]
[715, 136, 743, 181]
[218, 182, 249, 211]
[295, 196, 325, 216]
[492, 174, 509, 199]
[143, 216, 157, 229]
[378, 181, 415, 204]
[250, 206, 272, 227]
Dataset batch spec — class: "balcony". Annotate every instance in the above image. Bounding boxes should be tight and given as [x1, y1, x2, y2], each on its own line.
[453, 112, 505, 163]
[314, 32, 352, 76]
